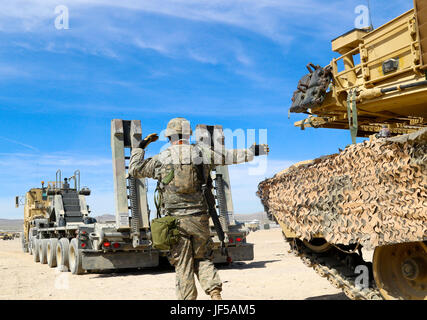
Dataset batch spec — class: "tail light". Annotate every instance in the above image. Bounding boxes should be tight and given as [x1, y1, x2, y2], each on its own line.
[112, 242, 120, 249]
[79, 231, 88, 241]
[81, 243, 86, 248]
[228, 238, 234, 243]
[103, 241, 111, 248]
[236, 237, 242, 242]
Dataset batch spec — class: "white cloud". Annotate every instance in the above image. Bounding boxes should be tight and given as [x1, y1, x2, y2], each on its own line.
[0, 136, 39, 151]
[0, 1, 348, 63]
[0, 64, 30, 78]
[0, 1, 315, 42]
[235, 52, 252, 67]
[1, 0, 411, 87]
[188, 50, 218, 65]
[1, 0, 412, 47]
[133, 38, 170, 55]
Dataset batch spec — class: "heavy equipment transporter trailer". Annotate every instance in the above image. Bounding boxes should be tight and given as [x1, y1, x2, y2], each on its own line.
[18, 119, 253, 274]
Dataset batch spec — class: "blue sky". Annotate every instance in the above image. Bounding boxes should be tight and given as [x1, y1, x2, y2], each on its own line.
[0, 0, 412, 219]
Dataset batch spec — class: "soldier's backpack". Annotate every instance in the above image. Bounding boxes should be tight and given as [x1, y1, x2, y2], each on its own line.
[154, 145, 206, 216]
[162, 163, 200, 194]
[150, 215, 180, 250]
[160, 145, 202, 194]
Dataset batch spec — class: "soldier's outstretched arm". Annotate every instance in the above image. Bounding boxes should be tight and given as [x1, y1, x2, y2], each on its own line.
[128, 148, 160, 179]
[209, 144, 269, 165]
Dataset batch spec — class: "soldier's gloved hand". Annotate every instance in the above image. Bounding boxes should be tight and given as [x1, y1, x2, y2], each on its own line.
[250, 143, 269, 156]
[137, 133, 159, 149]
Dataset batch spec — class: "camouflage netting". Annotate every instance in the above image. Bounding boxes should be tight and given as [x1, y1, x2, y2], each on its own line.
[258, 128, 427, 250]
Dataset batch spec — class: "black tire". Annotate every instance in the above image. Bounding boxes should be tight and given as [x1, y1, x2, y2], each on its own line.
[56, 238, 70, 272]
[39, 239, 48, 264]
[28, 236, 33, 255]
[28, 229, 34, 255]
[33, 238, 40, 263]
[47, 238, 58, 268]
[69, 238, 84, 275]
[21, 232, 28, 253]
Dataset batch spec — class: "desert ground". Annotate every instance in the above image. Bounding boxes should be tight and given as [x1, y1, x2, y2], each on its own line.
[0, 228, 347, 300]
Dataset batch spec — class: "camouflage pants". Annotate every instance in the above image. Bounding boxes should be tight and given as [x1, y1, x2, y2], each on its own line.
[168, 214, 222, 300]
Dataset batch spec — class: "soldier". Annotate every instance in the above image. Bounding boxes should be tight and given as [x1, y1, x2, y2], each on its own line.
[63, 178, 70, 189]
[128, 117, 269, 300]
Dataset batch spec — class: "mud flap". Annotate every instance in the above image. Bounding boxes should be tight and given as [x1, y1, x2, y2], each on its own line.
[212, 244, 254, 263]
[82, 250, 159, 270]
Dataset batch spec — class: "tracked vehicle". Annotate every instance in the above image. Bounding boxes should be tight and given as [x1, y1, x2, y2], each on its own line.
[257, 0, 427, 300]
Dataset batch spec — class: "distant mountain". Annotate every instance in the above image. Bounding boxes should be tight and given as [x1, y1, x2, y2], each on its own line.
[0, 214, 117, 231]
[0, 219, 24, 231]
[234, 212, 271, 223]
[94, 214, 116, 222]
[0, 212, 272, 231]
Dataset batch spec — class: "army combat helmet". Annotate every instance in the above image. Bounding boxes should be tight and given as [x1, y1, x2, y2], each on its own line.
[165, 117, 193, 138]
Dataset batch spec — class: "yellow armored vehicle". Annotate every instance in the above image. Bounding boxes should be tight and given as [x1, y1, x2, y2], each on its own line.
[258, 0, 427, 300]
[0, 232, 14, 240]
[18, 183, 51, 251]
[6, 233, 15, 240]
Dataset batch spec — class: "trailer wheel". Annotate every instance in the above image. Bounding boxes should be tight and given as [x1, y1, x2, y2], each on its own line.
[28, 236, 33, 255]
[57, 238, 70, 272]
[33, 238, 40, 263]
[69, 238, 84, 275]
[28, 229, 34, 255]
[21, 232, 28, 253]
[47, 238, 58, 268]
[39, 239, 48, 264]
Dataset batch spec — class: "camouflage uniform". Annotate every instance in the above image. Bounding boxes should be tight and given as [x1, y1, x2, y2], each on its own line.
[129, 141, 254, 300]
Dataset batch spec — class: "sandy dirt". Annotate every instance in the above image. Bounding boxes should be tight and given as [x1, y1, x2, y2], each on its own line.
[0, 228, 347, 300]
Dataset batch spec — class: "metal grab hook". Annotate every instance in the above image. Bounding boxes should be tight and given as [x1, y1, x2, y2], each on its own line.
[306, 63, 319, 73]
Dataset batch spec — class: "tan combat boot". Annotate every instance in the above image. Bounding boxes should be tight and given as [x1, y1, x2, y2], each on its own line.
[209, 288, 222, 300]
